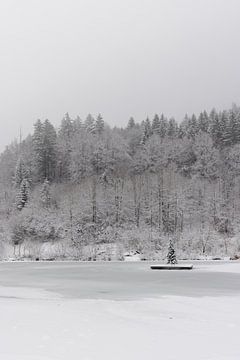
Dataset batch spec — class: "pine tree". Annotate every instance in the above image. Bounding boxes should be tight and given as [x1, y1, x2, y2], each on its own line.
[152, 114, 160, 135]
[210, 109, 228, 148]
[95, 114, 105, 135]
[59, 113, 74, 140]
[33, 119, 44, 180]
[140, 121, 147, 145]
[180, 114, 190, 139]
[198, 111, 209, 133]
[159, 114, 168, 138]
[85, 114, 96, 133]
[73, 115, 82, 132]
[16, 179, 30, 210]
[14, 159, 29, 187]
[40, 179, 51, 208]
[210, 109, 221, 147]
[187, 114, 198, 139]
[167, 117, 178, 138]
[167, 239, 178, 264]
[43, 120, 57, 180]
[144, 117, 152, 138]
[178, 123, 186, 139]
[141, 118, 152, 144]
[58, 113, 75, 181]
[223, 109, 240, 146]
[33, 119, 57, 181]
[127, 117, 135, 129]
[219, 111, 228, 146]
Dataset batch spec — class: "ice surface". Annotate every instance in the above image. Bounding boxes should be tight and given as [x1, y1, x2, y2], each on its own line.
[200, 262, 240, 274]
[0, 261, 239, 360]
[0, 261, 239, 299]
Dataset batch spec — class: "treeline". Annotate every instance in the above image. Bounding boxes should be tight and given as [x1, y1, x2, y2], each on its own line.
[0, 106, 240, 259]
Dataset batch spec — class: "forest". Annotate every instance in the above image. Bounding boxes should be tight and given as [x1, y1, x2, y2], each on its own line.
[0, 106, 240, 260]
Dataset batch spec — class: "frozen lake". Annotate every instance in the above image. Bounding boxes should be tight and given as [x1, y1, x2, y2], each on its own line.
[0, 261, 240, 360]
[0, 261, 239, 300]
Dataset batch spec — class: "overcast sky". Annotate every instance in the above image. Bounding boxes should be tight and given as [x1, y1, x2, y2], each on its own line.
[0, 0, 240, 151]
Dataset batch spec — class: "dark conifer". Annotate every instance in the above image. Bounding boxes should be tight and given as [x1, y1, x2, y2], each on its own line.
[167, 239, 177, 264]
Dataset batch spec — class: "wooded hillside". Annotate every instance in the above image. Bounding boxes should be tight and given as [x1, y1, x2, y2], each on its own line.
[0, 106, 240, 260]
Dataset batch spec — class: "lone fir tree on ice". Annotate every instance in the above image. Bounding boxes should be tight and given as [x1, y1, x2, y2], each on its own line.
[167, 239, 178, 265]
[151, 239, 193, 270]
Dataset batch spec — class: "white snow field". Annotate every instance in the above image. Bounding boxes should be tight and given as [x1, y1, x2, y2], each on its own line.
[0, 261, 239, 360]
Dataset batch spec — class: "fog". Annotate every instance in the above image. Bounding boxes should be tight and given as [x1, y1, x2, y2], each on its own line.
[0, 0, 240, 151]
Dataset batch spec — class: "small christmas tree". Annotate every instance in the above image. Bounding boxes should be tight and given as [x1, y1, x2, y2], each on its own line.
[167, 239, 178, 265]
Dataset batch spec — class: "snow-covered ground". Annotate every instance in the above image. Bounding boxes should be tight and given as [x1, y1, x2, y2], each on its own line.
[0, 261, 239, 360]
[199, 261, 240, 274]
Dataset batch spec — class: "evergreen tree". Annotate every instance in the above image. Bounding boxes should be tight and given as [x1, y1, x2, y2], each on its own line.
[73, 115, 82, 132]
[198, 111, 209, 133]
[33, 119, 57, 182]
[159, 114, 168, 138]
[167, 239, 178, 264]
[219, 111, 228, 146]
[178, 123, 186, 139]
[33, 119, 44, 180]
[95, 114, 105, 135]
[14, 159, 29, 187]
[210, 110, 225, 148]
[167, 117, 178, 138]
[152, 114, 160, 135]
[58, 113, 74, 181]
[84, 114, 95, 133]
[144, 117, 152, 138]
[59, 113, 74, 140]
[140, 121, 147, 145]
[40, 179, 51, 208]
[187, 114, 198, 139]
[16, 179, 30, 210]
[223, 109, 240, 146]
[127, 117, 135, 129]
[43, 120, 57, 180]
[141, 117, 152, 144]
[180, 114, 190, 138]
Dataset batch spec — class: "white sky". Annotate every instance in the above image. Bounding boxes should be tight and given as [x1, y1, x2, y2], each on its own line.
[0, 0, 240, 150]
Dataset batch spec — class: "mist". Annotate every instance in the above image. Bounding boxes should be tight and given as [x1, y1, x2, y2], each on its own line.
[0, 0, 240, 150]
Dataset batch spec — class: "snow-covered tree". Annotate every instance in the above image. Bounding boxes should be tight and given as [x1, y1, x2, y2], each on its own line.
[143, 117, 152, 140]
[127, 117, 135, 130]
[40, 179, 51, 208]
[95, 114, 105, 135]
[85, 114, 96, 133]
[159, 114, 168, 138]
[33, 119, 57, 182]
[14, 159, 29, 188]
[59, 113, 74, 139]
[167, 239, 177, 264]
[57, 113, 75, 181]
[16, 179, 30, 210]
[198, 111, 209, 133]
[223, 109, 240, 146]
[141, 118, 152, 145]
[167, 117, 178, 138]
[152, 114, 160, 135]
[187, 114, 198, 139]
